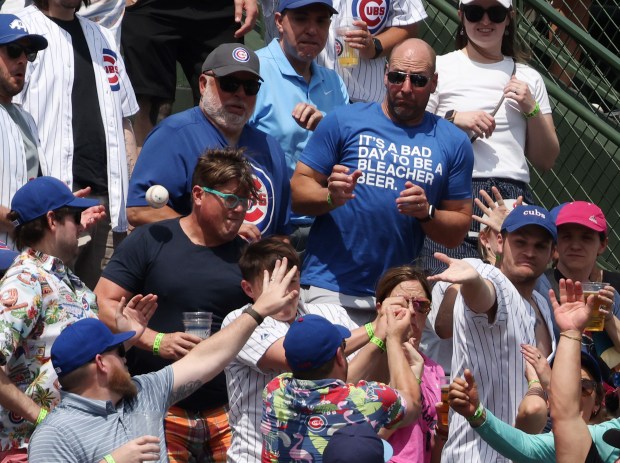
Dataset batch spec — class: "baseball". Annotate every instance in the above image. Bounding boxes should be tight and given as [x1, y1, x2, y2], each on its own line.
[145, 185, 169, 209]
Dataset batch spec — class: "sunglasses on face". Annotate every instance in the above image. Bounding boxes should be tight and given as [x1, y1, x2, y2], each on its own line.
[461, 5, 509, 23]
[205, 73, 261, 96]
[410, 298, 432, 314]
[386, 71, 430, 87]
[3, 43, 38, 62]
[581, 378, 597, 397]
[201, 186, 252, 210]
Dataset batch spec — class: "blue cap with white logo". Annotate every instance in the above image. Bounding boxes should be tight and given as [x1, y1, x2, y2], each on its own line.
[501, 205, 557, 242]
[0, 14, 47, 50]
[278, 0, 338, 14]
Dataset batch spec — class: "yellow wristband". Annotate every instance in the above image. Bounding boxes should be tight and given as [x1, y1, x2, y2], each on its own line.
[528, 379, 541, 388]
[104, 455, 116, 463]
[35, 408, 48, 426]
[370, 336, 386, 353]
[153, 332, 165, 356]
[364, 323, 374, 341]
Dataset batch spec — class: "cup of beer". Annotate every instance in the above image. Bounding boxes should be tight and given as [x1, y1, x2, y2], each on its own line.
[582, 282, 609, 331]
[335, 17, 361, 68]
[437, 375, 450, 426]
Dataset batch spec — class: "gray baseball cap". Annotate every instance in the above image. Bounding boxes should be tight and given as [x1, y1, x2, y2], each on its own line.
[201, 43, 262, 81]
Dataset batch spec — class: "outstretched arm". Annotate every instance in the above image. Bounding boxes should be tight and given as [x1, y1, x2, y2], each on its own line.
[428, 253, 496, 314]
[170, 259, 299, 402]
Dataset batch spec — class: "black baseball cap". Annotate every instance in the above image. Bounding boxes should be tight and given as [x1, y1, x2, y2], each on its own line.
[201, 43, 262, 81]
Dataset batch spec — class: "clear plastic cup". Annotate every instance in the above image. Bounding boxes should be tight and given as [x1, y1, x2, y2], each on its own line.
[582, 282, 609, 331]
[182, 312, 213, 339]
[335, 17, 361, 68]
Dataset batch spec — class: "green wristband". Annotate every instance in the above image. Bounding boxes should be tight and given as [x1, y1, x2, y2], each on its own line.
[528, 379, 541, 388]
[35, 408, 48, 426]
[104, 455, 116, 463]
[153, 332, 165, 356]
[327, 192, 336, 208]
[523, 101, 540, 119]
[364, 323, 374, 341]
[370, 336, 386, 353]
[467, 402, 484, 422]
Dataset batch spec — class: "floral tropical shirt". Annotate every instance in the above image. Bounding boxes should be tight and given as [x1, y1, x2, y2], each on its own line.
[0, 249, 98, 450]
[261, 373, 406, 462]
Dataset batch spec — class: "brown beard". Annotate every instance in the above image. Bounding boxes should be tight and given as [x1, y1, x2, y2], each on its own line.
[109, 364, 138, 400]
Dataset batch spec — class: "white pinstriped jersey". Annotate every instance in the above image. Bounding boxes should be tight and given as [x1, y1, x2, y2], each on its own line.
[0, 104, 41, 250]
[1, 0, 124, 44]
[223, 302, 357, 463]
[316, 0, 427, 103]
[13, 5, 138, 232]
[441, 262, 556, 463]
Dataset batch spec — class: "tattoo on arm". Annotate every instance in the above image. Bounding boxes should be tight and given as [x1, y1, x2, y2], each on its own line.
[170, 380, 203, 404]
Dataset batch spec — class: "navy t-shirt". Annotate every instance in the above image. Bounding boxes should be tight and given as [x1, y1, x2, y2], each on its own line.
[102, 218, 251, 411]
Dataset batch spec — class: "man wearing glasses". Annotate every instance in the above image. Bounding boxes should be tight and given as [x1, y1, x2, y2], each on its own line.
[126, 43, 291, 243]
[0, 14, 46, 251]
[95, 148, 262, 462]
[291, 38, 474, 326]
[0, 176, 154, 460]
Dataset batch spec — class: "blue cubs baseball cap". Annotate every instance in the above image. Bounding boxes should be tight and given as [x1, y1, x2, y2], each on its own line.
[0, 14, 47, 50]
[284, 314, 351, 371]
[0, 241, 18, 272]
[10, 177, 100, 227]
[324, 422, 393, 463]
[501, 205, 557, 242]
[278, 0, 338, 14]
[52, 318, 135, 376]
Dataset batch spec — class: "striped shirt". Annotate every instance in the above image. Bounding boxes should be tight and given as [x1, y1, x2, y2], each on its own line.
[441, 262, 556, 463]
[0, 103, 41, 249]
[223, 302, 357, 463]
[14, 5, 138, 232]
[28, 366, 173, 463]
[316, 0, 427, 103]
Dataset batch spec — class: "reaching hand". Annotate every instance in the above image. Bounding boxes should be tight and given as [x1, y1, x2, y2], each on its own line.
[521, 344, 551, 391]
[73, 186, 107, 230]
[385, 304, 412, 343]
[449, 369, 480, 419]
[326, 165, 363, 207]
[233, 0, 258, 38]
[238, 223, 261, 244]
[550, 279, 593, 333]
[292, 103, 323, 131]
[114, 294, 158, 340]
[472, 187, 523, 233]
[109, 436, 160, 463]
[252, 258, 299, 318]
[428, 253, 480, 285]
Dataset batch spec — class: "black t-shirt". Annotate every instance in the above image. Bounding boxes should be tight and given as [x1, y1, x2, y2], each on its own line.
[101, 218, 251, 411]
[51, 16, 108, 195]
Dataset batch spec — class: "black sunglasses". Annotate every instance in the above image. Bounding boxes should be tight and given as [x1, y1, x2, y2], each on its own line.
[581, 378, 597, 397]
[386, 71, 430, 88]
[3, 43, 38, 62]
[461, 5, 509, 23]
[205, 73, 261, 96]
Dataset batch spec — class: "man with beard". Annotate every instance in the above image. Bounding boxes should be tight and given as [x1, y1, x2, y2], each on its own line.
[14, 0, 138, 289]
[428, 204, 557, 463]
[0, 177, 154, 460]
[126, 43, 290, 242]
[290, 38, 473, 325]
[28, 258, 299, 463]
[0, 13, 47, 250]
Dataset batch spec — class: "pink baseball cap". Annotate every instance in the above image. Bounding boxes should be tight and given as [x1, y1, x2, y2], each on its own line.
[555, 201, 607, 236]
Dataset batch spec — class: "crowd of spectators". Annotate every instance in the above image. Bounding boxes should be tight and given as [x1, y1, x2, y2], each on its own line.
[0, 0, 619, 462]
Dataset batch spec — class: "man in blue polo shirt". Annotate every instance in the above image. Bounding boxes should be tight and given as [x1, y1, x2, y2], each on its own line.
[126, 43, 290, 240]
[249, 0, 348, 248]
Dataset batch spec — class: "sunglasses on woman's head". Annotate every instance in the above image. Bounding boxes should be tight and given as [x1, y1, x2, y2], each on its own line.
[461, 5, 509, 23]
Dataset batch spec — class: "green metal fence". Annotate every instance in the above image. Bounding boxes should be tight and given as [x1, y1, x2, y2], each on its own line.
[421, 0, 620, 270]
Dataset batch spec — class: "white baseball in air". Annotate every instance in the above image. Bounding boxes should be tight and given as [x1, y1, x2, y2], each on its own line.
[145, 185, 169, 209]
